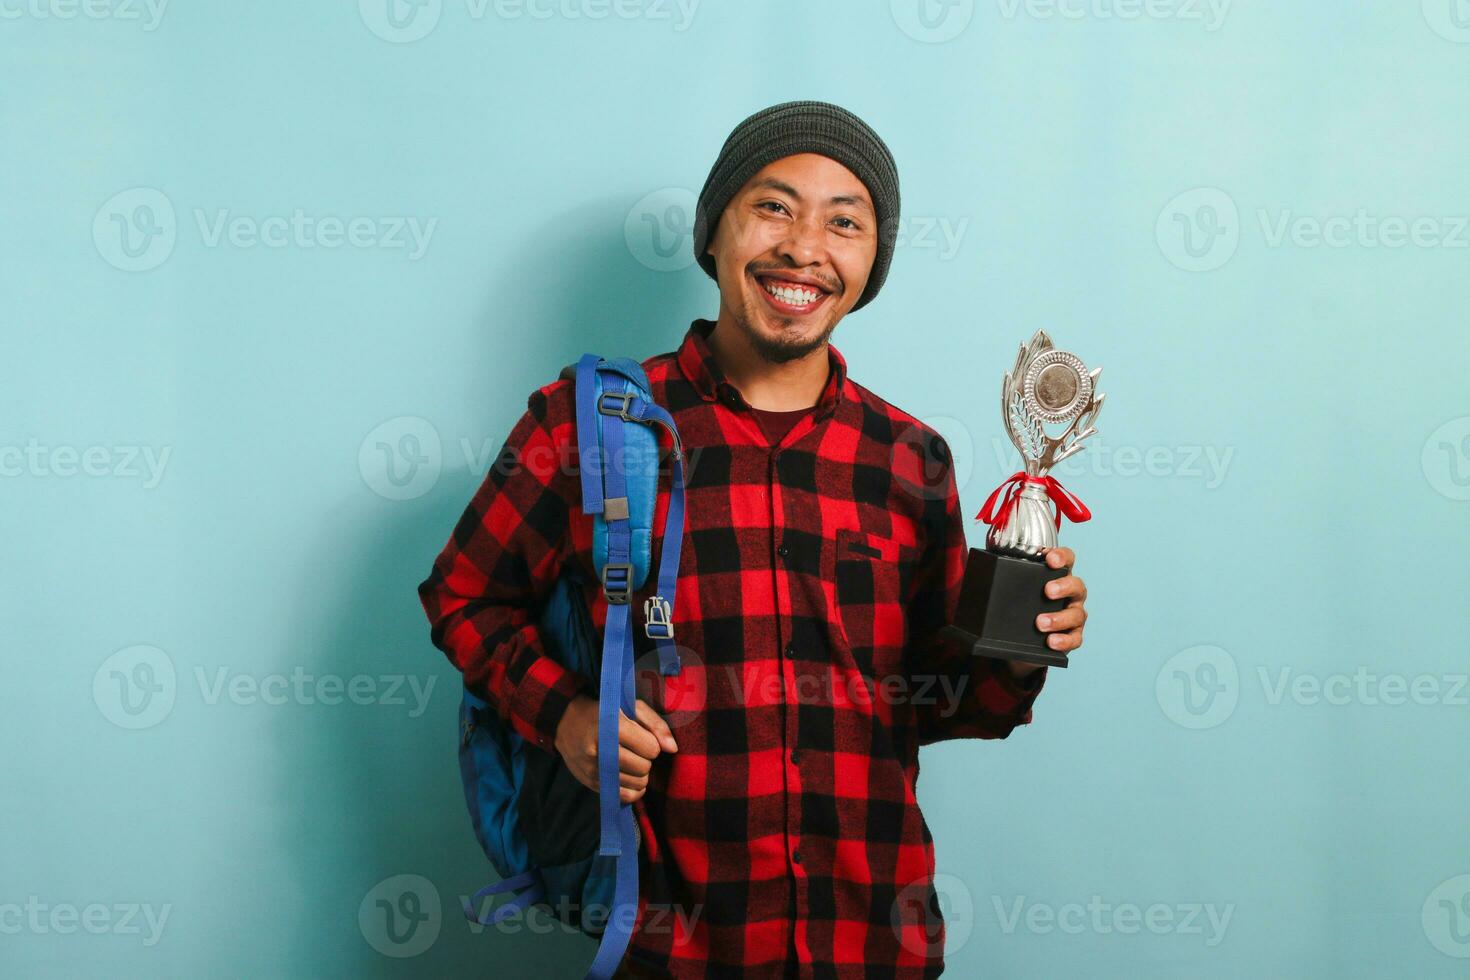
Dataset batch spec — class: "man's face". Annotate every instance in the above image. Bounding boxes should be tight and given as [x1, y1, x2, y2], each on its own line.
[705, 153, 880, 364]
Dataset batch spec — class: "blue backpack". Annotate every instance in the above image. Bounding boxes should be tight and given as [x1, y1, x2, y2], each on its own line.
[457, 354, 687, 979]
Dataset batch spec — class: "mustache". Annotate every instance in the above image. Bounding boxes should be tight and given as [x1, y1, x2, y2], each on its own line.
[748, 267, 841, 294]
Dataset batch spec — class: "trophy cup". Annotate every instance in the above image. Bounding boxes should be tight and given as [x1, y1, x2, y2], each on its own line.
[941, 331, 1104, 669]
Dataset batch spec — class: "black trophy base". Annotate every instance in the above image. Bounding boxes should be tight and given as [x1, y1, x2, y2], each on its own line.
[942, 547, 1071, 668]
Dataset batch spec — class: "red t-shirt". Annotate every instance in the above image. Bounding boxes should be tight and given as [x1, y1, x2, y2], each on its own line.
[747, 403, 814, 445]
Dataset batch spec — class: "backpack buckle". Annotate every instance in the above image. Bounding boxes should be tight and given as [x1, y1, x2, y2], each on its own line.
[601, 562, 633, 604]
[597, 391, 638, 422]
[643, 596, 673, 639]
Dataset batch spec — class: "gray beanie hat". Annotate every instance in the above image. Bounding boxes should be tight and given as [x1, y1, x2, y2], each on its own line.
[692, 99, 901, 312]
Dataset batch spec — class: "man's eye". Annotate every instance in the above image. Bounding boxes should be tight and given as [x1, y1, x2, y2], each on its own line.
[833, 217, 859, 230]
[758, 201, 790, 215]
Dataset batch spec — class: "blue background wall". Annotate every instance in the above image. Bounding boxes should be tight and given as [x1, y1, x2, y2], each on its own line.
[5, 1, 1469, 976]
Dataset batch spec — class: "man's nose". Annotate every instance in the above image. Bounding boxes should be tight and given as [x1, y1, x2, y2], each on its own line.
[776, 215, 826, 268]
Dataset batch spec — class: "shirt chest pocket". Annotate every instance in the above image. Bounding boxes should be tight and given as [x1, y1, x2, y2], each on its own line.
[827, 527, 922, 682]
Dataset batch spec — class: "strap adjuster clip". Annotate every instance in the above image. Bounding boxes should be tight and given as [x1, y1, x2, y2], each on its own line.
[597, 391, 638, 422]
[601, 562, 633, 604]
[643, 596, 673, 639]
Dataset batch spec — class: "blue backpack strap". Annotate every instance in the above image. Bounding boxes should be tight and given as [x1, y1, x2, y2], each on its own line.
[572, 355, 687, 979]
[623, 398, 686, 678]
[574, 354, 607, 517]
[462, 870, 545, 926]
[587, 369, 640, 978]
[591, 382, 687, 678]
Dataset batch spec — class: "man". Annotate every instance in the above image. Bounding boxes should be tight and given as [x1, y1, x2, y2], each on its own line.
[418, 100, 1089, 978]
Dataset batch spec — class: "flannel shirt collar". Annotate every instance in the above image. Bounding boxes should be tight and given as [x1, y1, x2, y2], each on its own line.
[676, 317, 853, 422]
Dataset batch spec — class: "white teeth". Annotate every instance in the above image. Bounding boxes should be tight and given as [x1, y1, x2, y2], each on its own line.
[761, 279, 821, 306]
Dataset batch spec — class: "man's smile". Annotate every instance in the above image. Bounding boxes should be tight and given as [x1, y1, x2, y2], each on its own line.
[752, 271, 834, 317]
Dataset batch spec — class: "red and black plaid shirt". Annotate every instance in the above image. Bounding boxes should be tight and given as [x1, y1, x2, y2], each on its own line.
[418, 318, 1048, 978]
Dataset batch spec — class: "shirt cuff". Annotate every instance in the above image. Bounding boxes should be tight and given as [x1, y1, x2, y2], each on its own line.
[993, 659, 1048, 702]
[496, 650, 596, 755]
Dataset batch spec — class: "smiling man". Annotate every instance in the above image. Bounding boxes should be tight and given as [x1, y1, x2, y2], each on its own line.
[418, 99, 1089, 978]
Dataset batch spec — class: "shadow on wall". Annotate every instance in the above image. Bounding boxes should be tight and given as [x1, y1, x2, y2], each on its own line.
[274, 197, 710, 976]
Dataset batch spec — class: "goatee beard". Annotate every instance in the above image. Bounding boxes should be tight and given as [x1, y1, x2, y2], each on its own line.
[734, 301, 837, 365]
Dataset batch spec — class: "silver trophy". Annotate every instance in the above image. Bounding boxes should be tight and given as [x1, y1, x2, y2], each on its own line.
[943, 331, 1105, 668]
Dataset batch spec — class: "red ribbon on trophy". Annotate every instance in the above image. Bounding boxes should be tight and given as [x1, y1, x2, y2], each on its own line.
[977, 471, 1091, 533]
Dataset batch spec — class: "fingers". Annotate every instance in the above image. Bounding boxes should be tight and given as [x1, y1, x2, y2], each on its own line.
[1036, 605, 1086, 633]
[618, 708, 662, 761]
[1046, 627, 1084, 652]
[1043, 574, 1087, 602]
[619, 746, 653, 779]
[1037, 566, 1087, 654]
[1044, 547, 1075, 570]
[566, 699, 675, 806]
[618, 748, 653, 805]
[634, 699, 679, 754]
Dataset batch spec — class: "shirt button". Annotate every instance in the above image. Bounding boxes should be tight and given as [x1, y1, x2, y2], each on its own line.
[792, 850, 803, 865]
[790, 748, 801, 765]
[776, 543, 789, 558]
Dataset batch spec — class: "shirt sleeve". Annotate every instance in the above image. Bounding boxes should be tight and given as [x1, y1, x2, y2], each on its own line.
[416, 378, 595, 754]
[906, 432, 1048, 746]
